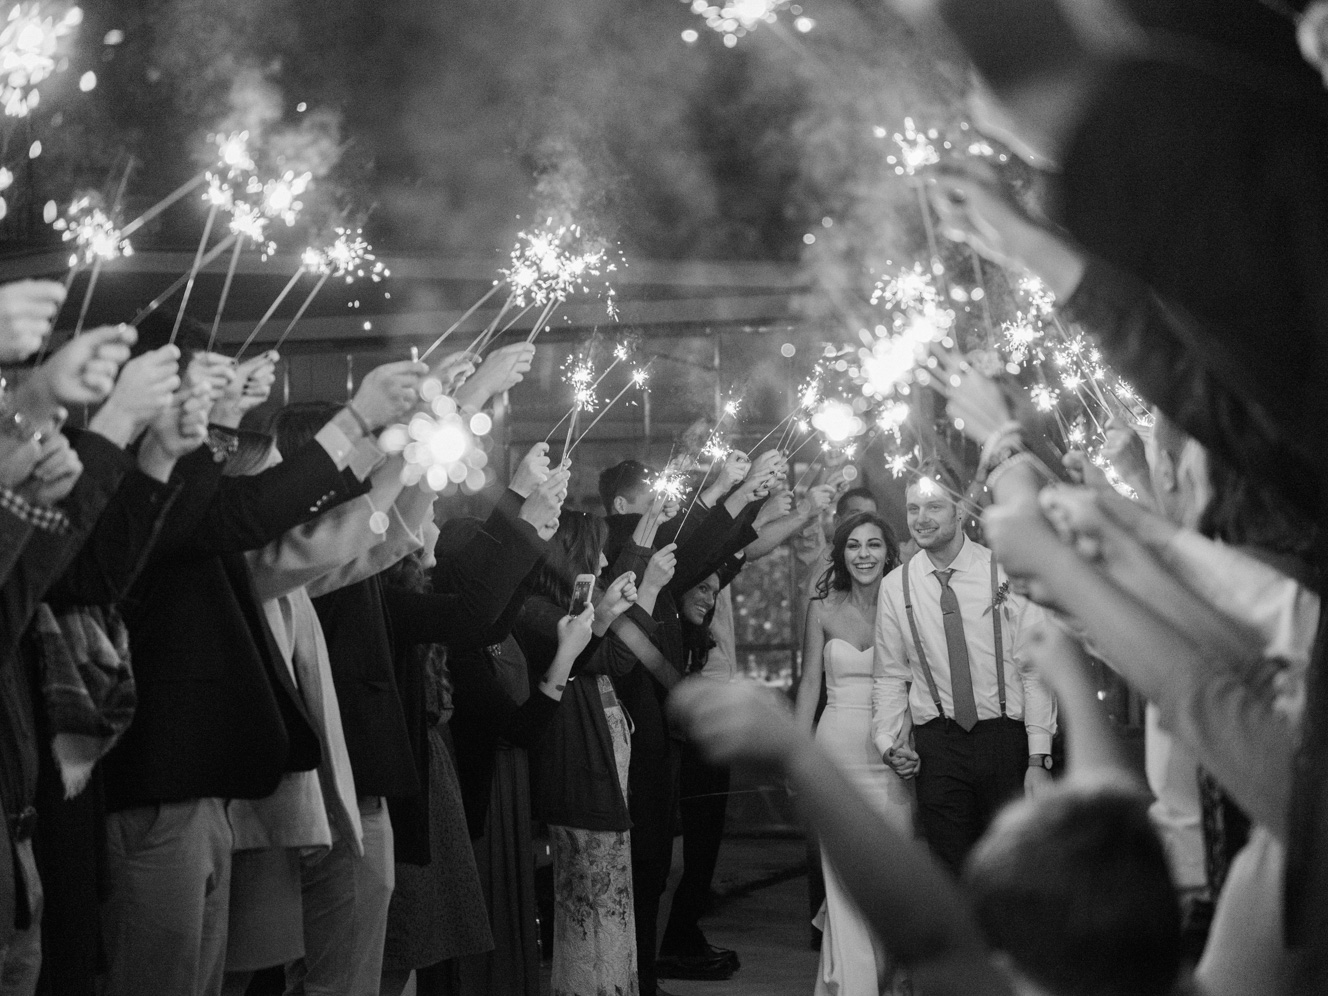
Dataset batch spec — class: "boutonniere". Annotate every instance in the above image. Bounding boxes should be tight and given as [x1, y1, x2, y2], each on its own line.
[983, 580, 1011, 617]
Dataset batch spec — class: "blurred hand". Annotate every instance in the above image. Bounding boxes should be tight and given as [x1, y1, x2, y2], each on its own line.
[510, 441, 551, 498]
[805, 483, 837, 514]
[715, 449, 750, 490]
[641, 543, 677, 593]
[928, 161, 1086, 300]
[0, 436, 41, 490]
[454, 342, 535, 410]
[556, 603, 596, 658]
[982, 498, 1074, 607]
[185, 351, 236, 402]
[211, 351, 277, 428]
[0, 280, 65, 362]
[748, 449, 786, 482]
[519, 466, 569, 536]
[1102, 416, 1149, 486]
[89, 344, 181, 447]
[16, 433, 81, 506]
[352, 360, 428, 430]
[753, 490, 793, 530]
[934, 349, 1011, 444]
[1061, 450, 1113, 494]
[429, 350, 478, 398]
[668, 678, 804, 769]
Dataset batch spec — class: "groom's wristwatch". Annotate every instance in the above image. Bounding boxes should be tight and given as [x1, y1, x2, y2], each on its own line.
[1028, 754, 1053, 770]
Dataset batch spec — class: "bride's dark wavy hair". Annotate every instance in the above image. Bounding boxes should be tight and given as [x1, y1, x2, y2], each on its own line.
[814, 512, 898, 600]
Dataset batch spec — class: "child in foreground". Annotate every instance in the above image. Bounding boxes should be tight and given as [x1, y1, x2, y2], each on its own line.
[669, 619, 1193, 996]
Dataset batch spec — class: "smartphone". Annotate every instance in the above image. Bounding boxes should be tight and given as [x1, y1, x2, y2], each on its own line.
[570, 574, 596, 616]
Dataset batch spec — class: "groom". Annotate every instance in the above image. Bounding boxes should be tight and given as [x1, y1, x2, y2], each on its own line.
[870, 462, 1056, 873]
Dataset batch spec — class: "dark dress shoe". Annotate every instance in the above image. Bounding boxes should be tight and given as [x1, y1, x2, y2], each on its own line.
[656, 947, 739, 981]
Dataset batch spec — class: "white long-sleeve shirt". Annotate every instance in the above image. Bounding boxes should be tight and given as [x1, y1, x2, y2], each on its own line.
[871, 535, 1056, 758]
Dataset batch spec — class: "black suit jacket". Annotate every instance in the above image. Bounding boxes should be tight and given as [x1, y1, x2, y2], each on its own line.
[104, 437, 355, 808]
[314, 492, 546, 864]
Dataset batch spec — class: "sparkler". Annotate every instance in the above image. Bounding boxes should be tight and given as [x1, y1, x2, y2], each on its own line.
[52, 194, 132, 336]
[567, 365, 650, 457]
[419, 283, 502, 361]
[267, 229, 387, 354]
[0, 3, 82, 118]
[130, 234, 237, 326]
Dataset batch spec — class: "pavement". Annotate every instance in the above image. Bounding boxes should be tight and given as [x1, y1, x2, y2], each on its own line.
[659, 835, 818, 996]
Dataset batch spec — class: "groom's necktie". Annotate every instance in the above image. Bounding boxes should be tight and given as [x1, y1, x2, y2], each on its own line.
[934, 569, 979, 731]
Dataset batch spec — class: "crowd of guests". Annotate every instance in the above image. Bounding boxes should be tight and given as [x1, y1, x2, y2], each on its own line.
[0, 279, 853, 996]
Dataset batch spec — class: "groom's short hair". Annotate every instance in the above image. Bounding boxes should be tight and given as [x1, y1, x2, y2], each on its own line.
[964, 781, 1181, 996]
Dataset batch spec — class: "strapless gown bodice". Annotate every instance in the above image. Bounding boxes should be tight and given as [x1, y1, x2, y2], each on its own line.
[823, 639, 874, 710]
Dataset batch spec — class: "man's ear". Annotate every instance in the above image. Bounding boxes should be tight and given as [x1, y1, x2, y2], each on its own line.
[612, 495, 628, 516]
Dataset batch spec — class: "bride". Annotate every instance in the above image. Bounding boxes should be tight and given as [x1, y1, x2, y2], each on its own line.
[796, 511, 914, 996]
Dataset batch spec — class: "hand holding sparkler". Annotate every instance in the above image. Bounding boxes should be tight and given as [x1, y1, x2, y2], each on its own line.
[454, 342, 535, 412]
[184, 351, 237, 408]
[716, 449, 751, 491]
[210, 352, 278, 429]
[636, 544, 677, 614]
[510, 442, 552, 498]
[636, 480, 682, 547]
[137, 382, 215, 483]
[351, 360, 429, 432]
[594, 572, 640, 636]
[87, 345, 182, 447]
[753, 490, 794, 531]
[0, 280, 65, 360]
[24, 323, 135, 410]
[426, 351, 479, 400]
[519, 467, 570, 539]
[1061, 451, 1114, 498]
[16, 433, 81, 507]
[933, 349, 1013, 444]
[928, 161, 1086, 302]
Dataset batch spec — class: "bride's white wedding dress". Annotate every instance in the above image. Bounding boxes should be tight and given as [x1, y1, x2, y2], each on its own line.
[813, 638, 915, 996]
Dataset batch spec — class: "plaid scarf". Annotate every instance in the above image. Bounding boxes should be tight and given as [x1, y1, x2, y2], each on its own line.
[28, 604, 136, 798]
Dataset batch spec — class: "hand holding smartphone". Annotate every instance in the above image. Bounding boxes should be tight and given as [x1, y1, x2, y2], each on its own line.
[569, 573, 596, 616]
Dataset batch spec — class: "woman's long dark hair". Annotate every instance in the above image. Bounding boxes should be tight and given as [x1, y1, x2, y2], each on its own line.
[814, 512, 898, 600]
[525, 509, 608, 607]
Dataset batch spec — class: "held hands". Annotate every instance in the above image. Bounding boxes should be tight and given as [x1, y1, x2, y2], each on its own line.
[556, 603, 596, 659]
[15, 433, 81, 506]
[211, 351, 277, 428]
[0, 280, 66, 361]
[185, 351, 236, 405]
[510, 441, 551, 498]
[669, 677, 804, 770]
[352, 359, 428, 430]
[145, 383, 214, 460]
[454, 342, 535, 411]
[884, 734, 921, 779]
[519, 466, 569, 539]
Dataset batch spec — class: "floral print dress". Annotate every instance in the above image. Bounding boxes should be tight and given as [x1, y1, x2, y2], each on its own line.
[549, 676, 638, 996]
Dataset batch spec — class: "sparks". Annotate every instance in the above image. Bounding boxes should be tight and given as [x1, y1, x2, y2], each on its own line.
[226, 201, 270, 245]
[723, 398, 741, 418]
[702, 432, 731, 461]
[255, 170, 312, 227]
[53, 194, 131, 267]
[631, 367, 649, 387]
[1017, 274, 1057, 317]
[1031, 385, 1059, 412]
[811, 399, 864, 443]
[0, 3, 82, 118]
[887, 453, 909, 478]
[872, 262, 937, 310]
[682, 0, 797, 44]
[889, 118, 940, 177]
[501, 223, 612, 311]
[652, 468, 688, 503]
[306, 228, 389, 283]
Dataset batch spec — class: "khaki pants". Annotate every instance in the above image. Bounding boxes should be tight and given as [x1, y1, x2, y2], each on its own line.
[103, 798, 234, 996]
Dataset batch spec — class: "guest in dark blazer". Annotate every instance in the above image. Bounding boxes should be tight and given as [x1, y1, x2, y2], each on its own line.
[99, 355, 426, 996]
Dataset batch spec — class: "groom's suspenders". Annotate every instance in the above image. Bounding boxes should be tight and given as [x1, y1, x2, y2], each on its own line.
[900, 554, 1008, 723]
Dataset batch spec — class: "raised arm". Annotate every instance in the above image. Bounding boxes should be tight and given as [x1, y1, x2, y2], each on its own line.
[670, 679, 1012, 996]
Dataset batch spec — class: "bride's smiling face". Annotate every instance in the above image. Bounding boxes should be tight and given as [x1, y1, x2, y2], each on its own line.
[844, 524, 887, 587]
